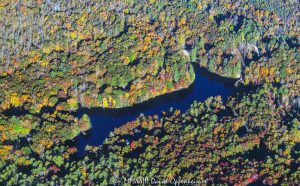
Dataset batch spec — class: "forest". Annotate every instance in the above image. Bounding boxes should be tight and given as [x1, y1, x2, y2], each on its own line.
[0, 0, 299, 185]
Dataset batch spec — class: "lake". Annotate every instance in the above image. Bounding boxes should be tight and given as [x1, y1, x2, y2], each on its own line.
[76, 65, 235, 156]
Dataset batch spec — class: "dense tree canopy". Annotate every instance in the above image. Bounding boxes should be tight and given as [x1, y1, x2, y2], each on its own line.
[0, 0, 299, 185]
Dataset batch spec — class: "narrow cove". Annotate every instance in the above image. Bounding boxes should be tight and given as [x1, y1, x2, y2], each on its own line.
[76, 65, 235, 156]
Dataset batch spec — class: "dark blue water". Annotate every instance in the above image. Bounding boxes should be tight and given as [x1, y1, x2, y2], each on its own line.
[76, 65, 235, 156]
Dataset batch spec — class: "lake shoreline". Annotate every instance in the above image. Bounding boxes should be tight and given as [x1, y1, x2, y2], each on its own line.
[76, 64, 236, 156]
